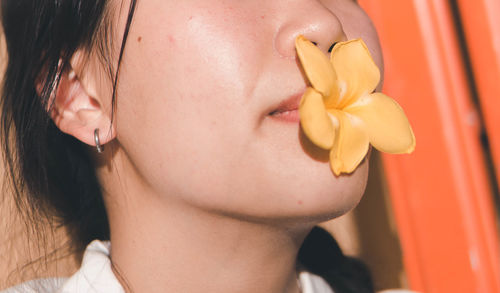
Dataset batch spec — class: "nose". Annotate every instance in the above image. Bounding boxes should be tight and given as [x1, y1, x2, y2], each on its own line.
[274, 1, 347, 58]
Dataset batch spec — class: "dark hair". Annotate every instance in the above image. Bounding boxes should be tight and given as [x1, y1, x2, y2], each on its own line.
[1, 0, 137, 252]
[299, 227, 374, 293]
[1, 1, 373, 292]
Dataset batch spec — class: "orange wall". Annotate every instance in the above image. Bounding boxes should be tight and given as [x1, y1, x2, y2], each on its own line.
[358, 0, 500, 292]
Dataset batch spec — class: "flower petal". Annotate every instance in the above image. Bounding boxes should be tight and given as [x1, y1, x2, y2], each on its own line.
[344, 93, 416, 154]
[296, 35, 339, 104]
[330, 39, 380, 108]
[299, 88, 336, 149]
[329, 110, 370, 175]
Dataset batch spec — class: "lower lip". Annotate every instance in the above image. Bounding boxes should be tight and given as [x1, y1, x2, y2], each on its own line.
[269, 109, 300, 123]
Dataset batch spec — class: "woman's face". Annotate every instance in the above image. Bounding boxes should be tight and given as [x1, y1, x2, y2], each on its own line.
[99, 0, 382, 223]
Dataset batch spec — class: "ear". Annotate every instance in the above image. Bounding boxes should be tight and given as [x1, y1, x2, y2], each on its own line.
[49, 52, 116, 148]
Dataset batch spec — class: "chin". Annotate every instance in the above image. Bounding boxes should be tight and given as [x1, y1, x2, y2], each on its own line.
[293, 159, 370, 223]
[227, 157, 370, 227]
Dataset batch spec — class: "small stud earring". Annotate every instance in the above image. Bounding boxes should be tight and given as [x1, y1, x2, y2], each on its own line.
[94, 128, 104, 153]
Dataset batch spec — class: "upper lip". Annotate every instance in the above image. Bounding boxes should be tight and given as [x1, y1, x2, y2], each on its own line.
[269, 89, 305, 115]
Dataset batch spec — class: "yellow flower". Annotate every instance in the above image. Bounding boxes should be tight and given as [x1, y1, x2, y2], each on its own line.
[295, 36, 415, 175]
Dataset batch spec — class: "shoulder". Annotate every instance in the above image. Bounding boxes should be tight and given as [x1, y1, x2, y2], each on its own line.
[1, 240, 124, 293]
[0, 278, 66, 293]
[300, 271, 336, 293]
[57, 240, 124, 293]
[300, 271, 419, 293]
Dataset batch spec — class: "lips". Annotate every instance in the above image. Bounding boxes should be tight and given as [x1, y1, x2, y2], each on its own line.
[268, 91, 304, 123]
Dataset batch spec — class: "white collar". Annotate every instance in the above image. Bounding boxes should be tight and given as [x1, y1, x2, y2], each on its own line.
[3, 239, 416, 293]
[57, 240, 124, 293]
[55, 240, 333, 293]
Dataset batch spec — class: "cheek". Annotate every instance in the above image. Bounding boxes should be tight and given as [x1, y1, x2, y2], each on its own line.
[122, 0, 271, 124]
[111, 3, 272, 201]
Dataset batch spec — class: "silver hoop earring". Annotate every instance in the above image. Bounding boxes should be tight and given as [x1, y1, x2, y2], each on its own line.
[94, 128, 104, 153]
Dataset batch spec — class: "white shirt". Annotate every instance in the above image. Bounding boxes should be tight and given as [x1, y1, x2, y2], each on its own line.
[3, 241, 415, 293]
[3, 240, 334, 293]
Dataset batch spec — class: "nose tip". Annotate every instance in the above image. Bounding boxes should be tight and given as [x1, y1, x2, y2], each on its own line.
[274, 5, 347, 58]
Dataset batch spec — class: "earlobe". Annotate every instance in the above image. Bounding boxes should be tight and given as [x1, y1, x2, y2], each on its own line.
[48, 58, 116, 148]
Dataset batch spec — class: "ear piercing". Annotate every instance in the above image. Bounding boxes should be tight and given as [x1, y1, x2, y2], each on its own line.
[94, 128, 104, 153]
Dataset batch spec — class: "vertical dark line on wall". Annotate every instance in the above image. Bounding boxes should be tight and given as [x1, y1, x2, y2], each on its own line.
[449, 0, 500, 221]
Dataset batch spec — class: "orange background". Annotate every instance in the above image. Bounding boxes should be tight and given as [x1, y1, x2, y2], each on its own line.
[358, 0, 500, 292]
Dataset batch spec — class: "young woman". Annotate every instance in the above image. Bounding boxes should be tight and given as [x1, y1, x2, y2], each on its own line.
[1, 0, 395, 292]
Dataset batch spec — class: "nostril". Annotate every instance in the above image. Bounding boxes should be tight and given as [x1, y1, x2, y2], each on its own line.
[309, 42, 337, 52]
[328, 42, 338, 53]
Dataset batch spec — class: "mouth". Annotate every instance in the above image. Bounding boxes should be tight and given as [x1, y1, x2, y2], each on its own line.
[268, 91, 304, 123]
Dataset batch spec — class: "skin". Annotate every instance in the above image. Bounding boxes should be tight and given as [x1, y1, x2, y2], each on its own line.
[52, 0, 383, 292]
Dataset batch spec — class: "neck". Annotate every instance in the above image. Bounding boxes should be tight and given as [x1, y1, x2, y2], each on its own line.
[106, 188, 310, 293]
